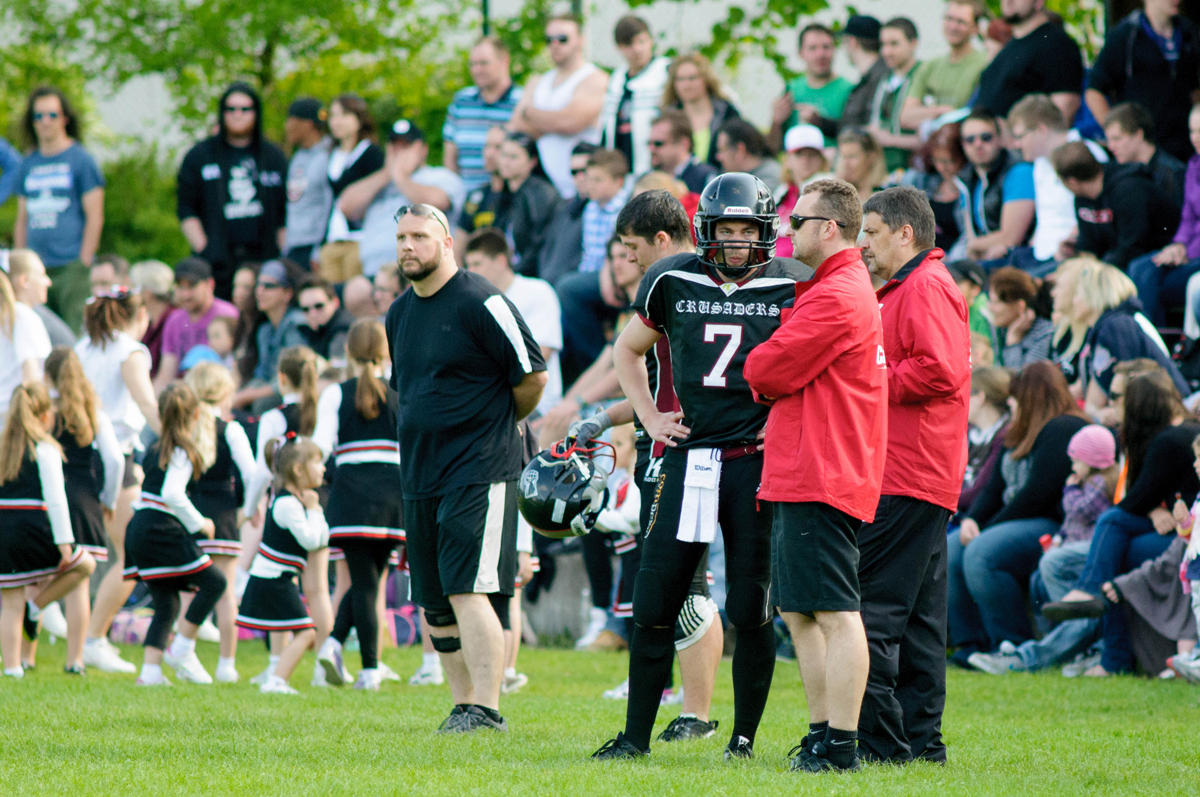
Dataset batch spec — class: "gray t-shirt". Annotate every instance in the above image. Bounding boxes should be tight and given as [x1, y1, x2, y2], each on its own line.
[17, 143, 105, 266]
[358, 165, 467, 277]
[285, 138, 333, 249]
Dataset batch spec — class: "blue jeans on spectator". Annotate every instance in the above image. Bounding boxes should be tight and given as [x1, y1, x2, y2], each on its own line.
[1010, 541, 1099, 670]
[948, 517, 1060, 651]
[1126, 252, 1200, 327]
[980, 247, 1059, 279]
[555, 270, 620, 387]
[1075, 507, 1175, 672]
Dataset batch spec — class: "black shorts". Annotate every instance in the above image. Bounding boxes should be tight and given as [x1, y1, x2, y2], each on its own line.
[403, 481, 517, 619]
[771, 501, 863, 613]
[237, 574, 314, 632]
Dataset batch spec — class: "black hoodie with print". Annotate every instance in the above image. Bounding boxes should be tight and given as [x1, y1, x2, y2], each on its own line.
[1074, 161, 1179, 270]
[176, 82, 288, 297]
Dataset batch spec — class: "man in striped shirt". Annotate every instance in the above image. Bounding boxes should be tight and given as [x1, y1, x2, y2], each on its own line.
[443, 36, 523, 193]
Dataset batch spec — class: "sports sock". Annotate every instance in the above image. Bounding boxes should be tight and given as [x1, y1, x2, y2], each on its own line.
[824, 727, 858, 767]
[475, 705, 503, 722]
[168, 634, 195, 659]
[729, 622, 776, 746]
[217, 657, 236, 670]
[26, 600, 42, 621]
[422, 652, 440, 669]
[808, 721, 829, 749]
[503, 667, 516, 679]
[140, 663, 163, 681]
[623, 624, 675, 750]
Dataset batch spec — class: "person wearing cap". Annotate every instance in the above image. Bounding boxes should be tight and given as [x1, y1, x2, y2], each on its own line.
[153, 257, 239, 392]
[774, 125, 833, 257]
[337, 118, 466, 280]
[946, 259, 991, 337]
[177, 82, 288, 300]
[230, 258, 307, 411]
[814, 15, 890, 140]
[283, 97, 333, 271]
[647, 109, 717, 193]
[769, 24, 854, 152]
[857, 186, 971, 764]
[899, 1, 989, 131]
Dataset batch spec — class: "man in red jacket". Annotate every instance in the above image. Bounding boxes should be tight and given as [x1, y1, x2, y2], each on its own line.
[857, 186, 970, 765]
[744, 178, 888, 774]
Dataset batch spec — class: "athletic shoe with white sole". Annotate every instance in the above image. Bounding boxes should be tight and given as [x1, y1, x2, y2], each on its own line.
[136, 674, 172, 687]
[310, 663, 328, 687]
[164, 650, 214, 684]
[378, 661, 402, 682]
[215, 663, 239, 684]
[260, 675, 300, 695]
[602, 678, 629, 700]
[408, 662, 444, 686]
[575, 607, 610, 650]
[196, 618, 221, 643]
[41, 602, 69, 639]
[83, 639, 138, 674]
[317, 638, 352, 686]
[501, 672, 529, 694]
[968, 652, 1026, 675]
[353, 670, 381, 691]
[250, 665, 276, 686]
[1168, 652, 1200, 684]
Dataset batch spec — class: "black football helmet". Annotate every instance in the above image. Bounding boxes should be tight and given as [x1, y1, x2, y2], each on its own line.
[518, 440, 610, 539]
[693, 172, 779, 279]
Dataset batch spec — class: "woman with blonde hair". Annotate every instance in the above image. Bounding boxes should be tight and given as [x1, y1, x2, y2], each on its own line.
[1049, 256, 1090, 388]
[835, 128, 888, 203]
[0, 267, 51, 419]
[184, 362, 256, 683]
[661, 52, 741, 167]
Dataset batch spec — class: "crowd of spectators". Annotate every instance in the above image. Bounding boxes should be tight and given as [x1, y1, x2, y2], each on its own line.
[5, 0, 1200, 681]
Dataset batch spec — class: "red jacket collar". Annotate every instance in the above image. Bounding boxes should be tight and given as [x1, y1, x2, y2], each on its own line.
[876, 248, 944, 299]
[797, 247, 865, 297]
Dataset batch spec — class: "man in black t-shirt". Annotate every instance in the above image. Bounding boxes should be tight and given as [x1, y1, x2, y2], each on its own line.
[973, 0, 1084, 122]
[593, 173, 813, 762]
[385, 204, 547, 734]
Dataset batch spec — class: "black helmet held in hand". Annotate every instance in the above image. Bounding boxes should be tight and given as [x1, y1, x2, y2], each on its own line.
[693, 172, 779, 279]
[517, 440, 610, 540]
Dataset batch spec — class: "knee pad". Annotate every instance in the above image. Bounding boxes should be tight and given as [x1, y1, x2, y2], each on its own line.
[674, 595, 717, 651]
[725, 579, 770, 628]
[632, 623, 675, 660]
[631, 570, 668, 628]
[430, 635, 462, 653]
[424, 607, 458, 628]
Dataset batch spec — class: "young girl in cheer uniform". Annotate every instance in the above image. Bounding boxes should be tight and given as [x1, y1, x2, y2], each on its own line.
[237, 434, 329, 695]
[184, 362, 256, 684]
[0, 383, 96, 676]
[312, 320, 404, 690]
[123, 383, 224, 686]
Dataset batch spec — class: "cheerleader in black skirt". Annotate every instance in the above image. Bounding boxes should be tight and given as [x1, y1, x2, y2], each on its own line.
[313, 319, 403, 691]
[237, 433, 329, 695]
[123, 383, 225, 687]
[184, 362, 255, 684]
[0, 383, 96, 677]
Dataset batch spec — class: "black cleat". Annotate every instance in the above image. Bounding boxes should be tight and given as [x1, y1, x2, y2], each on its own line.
[461, 705, 508, 732]
[657, 715, 719, 742]
[22, 603, 39, 641]
[435, 705, 469, 734]
[723, 735, 754, 760]
[592, 733, 649, 761]
[792, 741, 862, 773]
[787, 735, 818, 770]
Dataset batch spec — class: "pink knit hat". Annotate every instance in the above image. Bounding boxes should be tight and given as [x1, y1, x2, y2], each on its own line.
[1067, 424, 1117, 469]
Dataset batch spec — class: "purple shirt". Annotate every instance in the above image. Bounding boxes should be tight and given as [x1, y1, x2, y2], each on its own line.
[160, 298, 239, 364]
[1172, 155, 1200, 259]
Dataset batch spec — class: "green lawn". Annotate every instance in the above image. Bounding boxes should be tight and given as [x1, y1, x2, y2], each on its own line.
[4, 639, 1197, 796]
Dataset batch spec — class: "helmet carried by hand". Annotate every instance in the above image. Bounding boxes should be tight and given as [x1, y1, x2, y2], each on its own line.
[518, 439, 611, 539]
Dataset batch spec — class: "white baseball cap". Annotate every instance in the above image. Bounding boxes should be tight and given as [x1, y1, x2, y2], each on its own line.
[784, 124, 825, 153]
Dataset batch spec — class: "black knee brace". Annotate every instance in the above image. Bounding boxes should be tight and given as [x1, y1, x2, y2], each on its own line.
[424, 607, 458, 628]
[430, 635, 462, 653]
[488, 592, 511, 630]
[631, 570, 669, 628]
[725, 579, 770, 628]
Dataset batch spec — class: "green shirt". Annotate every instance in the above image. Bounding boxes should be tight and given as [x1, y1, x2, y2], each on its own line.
[970, 292, 992, 339]
[874, 63, 919, 172]
[907, 50, 989, 112]
[786, 76, 854, 146]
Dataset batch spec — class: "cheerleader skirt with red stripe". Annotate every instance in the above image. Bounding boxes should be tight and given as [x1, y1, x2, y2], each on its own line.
[0, 502, 85, 588]
[122, 508, 212, 583]
[236, 575, 314, 632]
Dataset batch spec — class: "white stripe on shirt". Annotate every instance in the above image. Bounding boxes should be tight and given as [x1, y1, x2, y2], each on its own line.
[483, 294, 533, 374]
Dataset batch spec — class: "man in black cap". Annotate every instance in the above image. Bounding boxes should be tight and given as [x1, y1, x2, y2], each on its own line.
[283, 97, 333, 271]
[154, 257, 240, 391]
[808, 16, 890, 139]
[337, 118, 466, 280]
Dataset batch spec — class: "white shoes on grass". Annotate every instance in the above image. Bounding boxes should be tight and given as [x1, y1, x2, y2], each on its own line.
[83, 638, 138, 674]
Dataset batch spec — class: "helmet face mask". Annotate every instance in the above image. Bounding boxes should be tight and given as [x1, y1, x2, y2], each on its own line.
[694, 173, 779, 279]
[518, 439, 612, 539]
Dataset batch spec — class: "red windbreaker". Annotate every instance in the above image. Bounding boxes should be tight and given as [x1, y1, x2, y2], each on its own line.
[875, 249, 971, 512]
[744, 248, 888, 522]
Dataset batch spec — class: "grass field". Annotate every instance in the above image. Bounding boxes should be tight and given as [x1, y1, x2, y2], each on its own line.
[4, 638, 1198, 796]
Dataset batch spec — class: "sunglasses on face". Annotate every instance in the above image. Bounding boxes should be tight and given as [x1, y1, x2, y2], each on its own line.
[648, 139, 670, 148]
[224, 105, 255, 114]
[33, 112, 60, 121]
[790, 215, 848, 230]
[545, 34, 570, 44]
[256, 281, 283, 290]
[962, 132, 995, 145]
[570, 167, 587, 176]
[393, 204, 450, 236]
[300, 301, 328, 313]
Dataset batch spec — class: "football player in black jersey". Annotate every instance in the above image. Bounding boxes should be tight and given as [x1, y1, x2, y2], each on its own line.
[593, 173, 814, 761]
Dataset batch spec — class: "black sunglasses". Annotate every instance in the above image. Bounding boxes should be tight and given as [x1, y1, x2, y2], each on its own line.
[224, 105, 255, 114]
[393, 204, 450, 236]
[790, 214, 847, 230]
[570, 167, 587, 176]
[962, 132, 995, 145]
[545, 34, 570, 44]
[647, 139, 670, 148]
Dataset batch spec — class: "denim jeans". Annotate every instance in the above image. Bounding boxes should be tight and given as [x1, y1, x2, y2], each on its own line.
[1126, 252, 1200, 327]
[1040, 541, 1091, 601]
[1010, 541, 1099, 670]
[1075, 507, 1175, 672]
[949, 517, 1060, 650]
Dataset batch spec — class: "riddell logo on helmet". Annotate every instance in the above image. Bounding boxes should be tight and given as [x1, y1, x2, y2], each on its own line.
[722, 206, 753, 215]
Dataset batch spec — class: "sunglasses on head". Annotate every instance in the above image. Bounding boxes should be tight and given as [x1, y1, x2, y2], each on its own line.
[300, 301, 328, 313]
[962, 132, 995, 145]
[393, 204, 450, 236]
[545, 34, 570, 44]
[33, 112, 60, 121]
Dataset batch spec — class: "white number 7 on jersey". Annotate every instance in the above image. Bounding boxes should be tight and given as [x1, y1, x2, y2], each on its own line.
[702, 323, 743, 387]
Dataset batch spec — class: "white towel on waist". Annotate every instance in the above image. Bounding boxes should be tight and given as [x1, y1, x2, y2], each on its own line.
[677, 448, 721, 543]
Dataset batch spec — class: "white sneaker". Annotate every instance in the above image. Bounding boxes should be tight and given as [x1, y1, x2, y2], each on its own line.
[250, 665, 276, 686]
[41, 602, 68, 639]
[377, 661, 401, 682]
[260, 675, 300, 695]
[602, 678, 629, 700]
[164, 649, 214, 684]
[353, 670, 381, 691]
[311, 662, 328, 687]
[575, 607, 609, 650]
[196, 618, 221, 643]
[135, 674, 172, 687]
[317, 638, 352, 686]
[661, 688, 684, 706]
[215, 663, 239, 684]
[501, 672, 529, 694]
[83, 639, 138, 674]
[408, 662, 444, 686]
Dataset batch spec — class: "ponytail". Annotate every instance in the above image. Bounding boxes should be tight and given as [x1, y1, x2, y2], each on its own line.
[185, 362, 236, 471]
[347, 319, 389, 421]
[266, 433, 323, 494]
[0, 269, 16, 338]
[0, 383, 59, 485]
[84, 288, 143, 345]
[46, 347, 98, 448]
[278, 346, 318, 435]
[157, 383, 205, 478]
